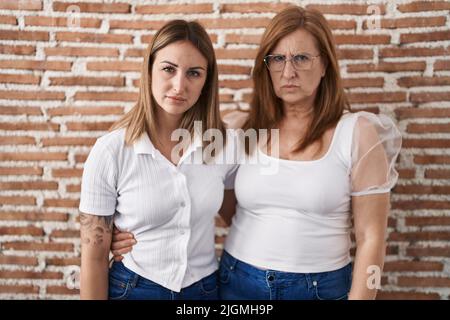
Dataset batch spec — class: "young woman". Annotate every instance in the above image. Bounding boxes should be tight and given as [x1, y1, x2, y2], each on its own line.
[111, 6, 402, 300]
[79, 20, 237, 300]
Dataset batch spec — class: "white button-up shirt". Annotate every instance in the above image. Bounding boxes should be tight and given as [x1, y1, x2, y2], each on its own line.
[79, 128, 237, 292]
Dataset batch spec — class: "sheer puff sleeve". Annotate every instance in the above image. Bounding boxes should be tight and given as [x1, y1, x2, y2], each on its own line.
[350, 112, 402, 196]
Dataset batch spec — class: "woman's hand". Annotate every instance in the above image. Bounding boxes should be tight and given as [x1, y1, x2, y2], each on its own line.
[111, 225, 136, 261]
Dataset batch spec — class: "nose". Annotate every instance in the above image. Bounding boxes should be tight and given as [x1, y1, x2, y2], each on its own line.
[172, 72, 186, 94]
[281, 58, 296, 79]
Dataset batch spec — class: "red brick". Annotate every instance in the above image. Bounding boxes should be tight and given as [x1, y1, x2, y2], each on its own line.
[347, 62, 426, 73]
[407, 123, 450, 133]
[0, 30, 48, 41]
[414, 155, 450, 164]
[0, 152, 67, 161]
[0, 270, 63, 279]
[50, 229, 80, 238]
[425, 169, 450, 179]
[46, 258, 80, 266]
[51, 168, 83, 178]
[56, 32, 132, 44]
[397, 1, 450, 12]
[434, 60, 450, 71]
[0, 90, 65, 101]
[0, 196, 35, 205]
[380, 47, 450, 58]
[398, 169, 415, 179]
[49, 76, 124, 87]
[66, 184, 81, 193]
[0, 166, 42, 176]
[401, 31, 450, 44]
[2, 242, 74, 252]
[218, 65, 252, 75]
[45, 47, 119, 57]
[0, 136, 36, 145]
[109, 20, 166, 30]
[398, 76, 450, 87]
[86, 61, 141, 72]
[53, 2, 130, 13]
[405, 216, 450, 226]
[47, 106, 124, 116]
[0, 15, 17, 25]
[363, 17, 447, 29]
[398, 277, 450, 287]
[388, 231, 450, 241]
[215, 49, 258, 60]
[307, 4, 386, 15]
[25, 16, 101, 28]
[0, 74, 40, 85]
[46, 286, 79, 295]
[0, 0, 42, 10]
[0, 122, 59, 131]
[406, 246, 450, 258]
[384, 261, 443, 272]
[0, 211, 69, 221]
[0, 255, 38, 266]
[0, 181, 58, 190]
[74, 91, 138, 102]
[66, 122, 114, 131]
[403, 139, 450, 148]
[137, 3, 212, 14]
[333, 34, 390, 45]
[342, 78, 384, 88]
[220, 79, 253, 89]
[75, 153, 88, 163]
[0, 60, 72, 71]
[41, 137, 96, 147]
[43, 199, 79, 208]
[395, 107, 450, 119]
[0, 226, 43, 236]
[0, 106, 42, 115]
[225, 34, 262, 45]
[200, 18, 271, 29]
[337, 49, 373, 60]
[0, 285, 39, 294]
[394, 185, 450, 195]
[347, 92, 406, 103]
[376, 291, 440, 300]
[220, 3, 290, 13]
[0, 45, 35, 55]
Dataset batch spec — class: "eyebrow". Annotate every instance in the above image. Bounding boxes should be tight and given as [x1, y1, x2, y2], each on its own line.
[160, 60, 206, 70]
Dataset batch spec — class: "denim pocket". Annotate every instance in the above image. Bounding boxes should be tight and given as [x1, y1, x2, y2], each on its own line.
[313, 264, 352, 300]
[108, 262, 132, 300]
[199, 272, 218, 296]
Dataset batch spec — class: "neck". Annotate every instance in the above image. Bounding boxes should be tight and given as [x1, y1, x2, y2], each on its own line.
[155, 110, 183, 143]
[281, 101, 313, 130]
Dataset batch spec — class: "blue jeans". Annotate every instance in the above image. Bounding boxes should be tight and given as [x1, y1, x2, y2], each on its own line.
[219, 251, 352, 300]
[108, 261, 219, 300]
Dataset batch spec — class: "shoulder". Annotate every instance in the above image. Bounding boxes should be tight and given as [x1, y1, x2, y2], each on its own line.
[222, 109, 249, 129]
[90, 128, 127, 157]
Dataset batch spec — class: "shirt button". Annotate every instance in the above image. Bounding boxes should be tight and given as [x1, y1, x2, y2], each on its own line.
[313, 281, 317, 286]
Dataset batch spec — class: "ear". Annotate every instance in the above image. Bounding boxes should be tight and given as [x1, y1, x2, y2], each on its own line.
[321, 58, 328, 78]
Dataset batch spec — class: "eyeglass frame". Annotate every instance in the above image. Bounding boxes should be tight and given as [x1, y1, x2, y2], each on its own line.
[263, 53, 322, 72]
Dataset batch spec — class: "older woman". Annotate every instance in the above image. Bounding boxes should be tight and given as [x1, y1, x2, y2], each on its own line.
[111, 6, 401, 300]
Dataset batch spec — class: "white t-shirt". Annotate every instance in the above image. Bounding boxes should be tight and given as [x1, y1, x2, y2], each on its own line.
[79, 128, 238, 292]
[224, 111, 401, 273]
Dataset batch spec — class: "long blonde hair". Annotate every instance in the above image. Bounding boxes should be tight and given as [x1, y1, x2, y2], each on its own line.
[111, 20, 225, 149]
[245, 6, 350, 152]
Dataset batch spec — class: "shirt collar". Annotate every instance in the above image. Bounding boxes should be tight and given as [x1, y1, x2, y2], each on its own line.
[133, 131, 203, 160]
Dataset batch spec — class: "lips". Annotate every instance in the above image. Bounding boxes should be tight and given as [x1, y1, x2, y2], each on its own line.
[281, 84, 299, 88]
[166, 95, 187, 102]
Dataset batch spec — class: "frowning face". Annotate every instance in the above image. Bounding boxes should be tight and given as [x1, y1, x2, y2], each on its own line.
[267, 28, 326, 108]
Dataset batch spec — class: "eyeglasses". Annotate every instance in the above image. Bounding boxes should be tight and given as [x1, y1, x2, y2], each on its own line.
[263, 53, 321, 72]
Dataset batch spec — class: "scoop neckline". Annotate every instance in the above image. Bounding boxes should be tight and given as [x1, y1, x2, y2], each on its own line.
[258, 115, 346, 164]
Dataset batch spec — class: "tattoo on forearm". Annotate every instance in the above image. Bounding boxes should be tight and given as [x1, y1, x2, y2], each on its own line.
[80, 214, 114, 245]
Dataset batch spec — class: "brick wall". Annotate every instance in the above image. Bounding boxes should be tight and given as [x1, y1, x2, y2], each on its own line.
[0, 0, 449, 300]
